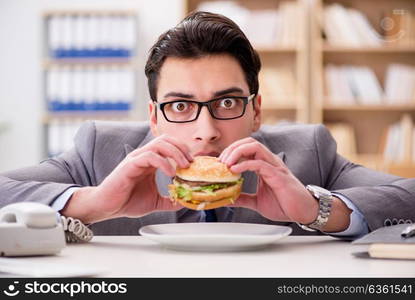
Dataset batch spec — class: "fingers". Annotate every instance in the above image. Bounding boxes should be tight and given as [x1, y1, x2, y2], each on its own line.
[220, 138, 282, 169]
[130, 134, 193, 169]
[224, 142, 273, 167]
[161, 135, 194, 162]
[154, 140, 191, 168]
[227, 192, 257, 210]
[229, 159, 285, 179]
[126, 151, 176, 177]
[228, 191, 289, 222]
[156, 195, 182, 211]
[219, 137, 255, 162]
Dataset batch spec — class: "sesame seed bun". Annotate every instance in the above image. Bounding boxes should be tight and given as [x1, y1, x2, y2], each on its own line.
[176, 156, 241, 182]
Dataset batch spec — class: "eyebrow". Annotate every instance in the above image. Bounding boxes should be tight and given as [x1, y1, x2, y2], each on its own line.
[213, 87, 244, 97]
[163, 92, 194, 99]
[162, 87, 244, 100]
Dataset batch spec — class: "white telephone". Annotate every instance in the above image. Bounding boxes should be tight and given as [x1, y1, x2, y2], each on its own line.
[0, 202, 66, 256]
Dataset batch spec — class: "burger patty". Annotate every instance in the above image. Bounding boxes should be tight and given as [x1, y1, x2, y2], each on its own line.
[174, 176, 235, 187]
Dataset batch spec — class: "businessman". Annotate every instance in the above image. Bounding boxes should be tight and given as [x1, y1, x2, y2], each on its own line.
[1, 12, 414, 238]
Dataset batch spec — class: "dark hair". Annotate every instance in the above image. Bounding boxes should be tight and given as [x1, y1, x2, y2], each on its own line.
[145, 11, 261, 101]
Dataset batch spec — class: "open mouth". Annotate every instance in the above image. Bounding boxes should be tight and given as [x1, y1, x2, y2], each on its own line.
[193, 152, 220, 157]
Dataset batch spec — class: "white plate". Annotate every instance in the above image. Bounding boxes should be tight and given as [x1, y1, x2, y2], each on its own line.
[139, 223, 292, 251]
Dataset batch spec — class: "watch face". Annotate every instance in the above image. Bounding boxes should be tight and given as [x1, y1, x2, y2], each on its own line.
[307, 185, 331, 197]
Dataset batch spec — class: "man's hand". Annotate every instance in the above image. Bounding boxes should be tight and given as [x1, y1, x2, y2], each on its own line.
[219, 137, 351, 232]
[61, 134, 193, 224]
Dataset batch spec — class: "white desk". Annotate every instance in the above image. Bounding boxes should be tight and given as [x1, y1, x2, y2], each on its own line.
[8, 236, 415, 277]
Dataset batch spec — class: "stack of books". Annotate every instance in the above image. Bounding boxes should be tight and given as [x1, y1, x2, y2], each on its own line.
[384, 64, 415, 104]
[325, 64, 415, 105]
[381, 114, 414, 163]
[323, 3, 382, 47]
[46, 65, 135, 112]
[47, 118, 129, 157]
[196, 1, 302, 48]
[47, 119, 84, 157]
[47, 14, 137, 59]
[325, 64, 383, 105]
[323, 3, 415, 47]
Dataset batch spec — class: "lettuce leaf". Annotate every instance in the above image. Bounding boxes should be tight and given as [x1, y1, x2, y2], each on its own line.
[188, 178, 243, 194]
[174, 178, 243, 201]
[192, 183, 230, 193]
[176, 185, 192, 201]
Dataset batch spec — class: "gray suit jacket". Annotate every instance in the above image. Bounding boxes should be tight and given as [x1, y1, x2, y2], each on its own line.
[1, 121, 414, 235]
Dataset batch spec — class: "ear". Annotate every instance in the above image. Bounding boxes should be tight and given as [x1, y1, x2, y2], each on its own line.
[252, 94, 262, 132]
[149, 101, 159, 136]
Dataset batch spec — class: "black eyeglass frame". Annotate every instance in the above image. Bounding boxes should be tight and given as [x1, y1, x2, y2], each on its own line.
[153, 94, 256, 123]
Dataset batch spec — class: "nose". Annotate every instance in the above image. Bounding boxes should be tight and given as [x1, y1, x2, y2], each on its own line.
[193, 106, 221, 142]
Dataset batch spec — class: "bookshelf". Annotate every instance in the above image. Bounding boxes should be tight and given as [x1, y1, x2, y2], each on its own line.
[184, 0, 309, 124]
[37, 2, 414, 177]
[42, 10, 138, 157]
[184, 0, 415, 177]
[310, 0, 415, 178]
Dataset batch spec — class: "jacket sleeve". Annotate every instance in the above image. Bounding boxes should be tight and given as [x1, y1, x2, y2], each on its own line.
[315, 124, 415, 231]
[0, 121, 97, 208]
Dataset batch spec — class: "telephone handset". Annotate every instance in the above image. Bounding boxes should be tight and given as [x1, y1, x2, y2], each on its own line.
[0, 202, 94, 259]
[0, 202, 66, 256]
[0, 202, 58, 229]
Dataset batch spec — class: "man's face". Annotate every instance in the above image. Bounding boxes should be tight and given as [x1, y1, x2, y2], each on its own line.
[149, 54, 261, 157]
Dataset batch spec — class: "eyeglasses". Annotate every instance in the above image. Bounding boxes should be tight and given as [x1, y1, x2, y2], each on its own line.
[153, 94, 256, 123]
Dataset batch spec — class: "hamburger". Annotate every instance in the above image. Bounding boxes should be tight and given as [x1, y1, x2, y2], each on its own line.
[168, 156, 243, 210]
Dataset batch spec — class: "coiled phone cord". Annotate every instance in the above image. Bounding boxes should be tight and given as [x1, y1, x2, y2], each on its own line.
[60, 216, 94, 243]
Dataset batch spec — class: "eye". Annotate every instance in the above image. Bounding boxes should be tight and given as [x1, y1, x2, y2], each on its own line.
[172, 102, 189, 112]
[219, 98, 237, 109]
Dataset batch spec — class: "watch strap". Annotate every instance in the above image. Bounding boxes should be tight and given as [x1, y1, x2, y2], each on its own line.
[297, 186, 333, 232]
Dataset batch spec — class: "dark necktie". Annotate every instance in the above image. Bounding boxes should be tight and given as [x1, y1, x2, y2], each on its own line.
[204, 209, 217, 222]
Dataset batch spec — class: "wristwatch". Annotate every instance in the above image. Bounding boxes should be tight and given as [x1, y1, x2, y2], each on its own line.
[297, 185, 333, 232]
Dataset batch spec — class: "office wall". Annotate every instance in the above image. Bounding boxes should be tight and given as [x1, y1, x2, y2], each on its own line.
[0, 0, 183, 172]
